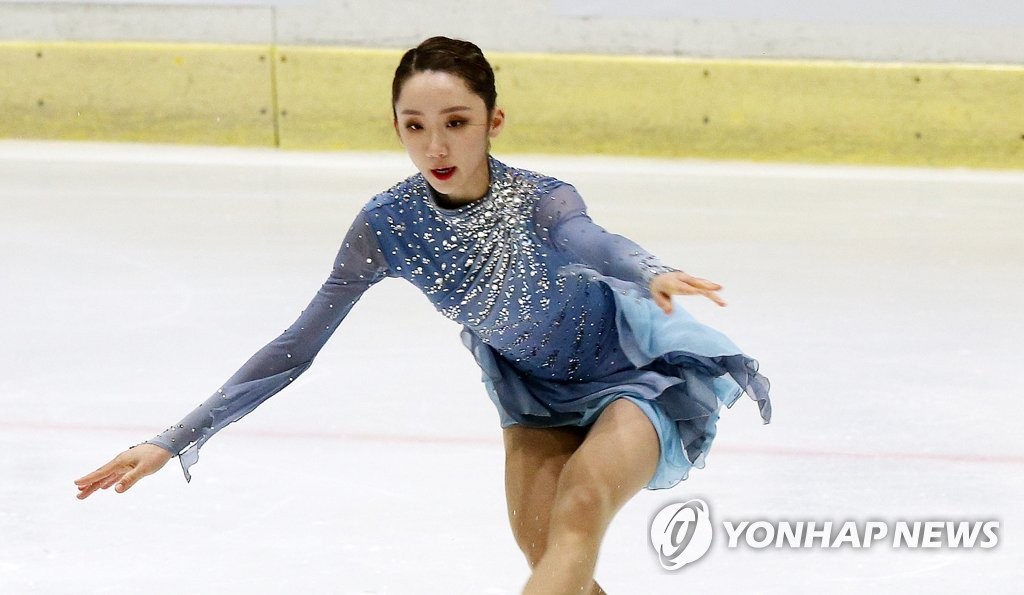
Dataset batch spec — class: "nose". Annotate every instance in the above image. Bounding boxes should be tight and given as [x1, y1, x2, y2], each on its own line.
[426, 131, 447, 160]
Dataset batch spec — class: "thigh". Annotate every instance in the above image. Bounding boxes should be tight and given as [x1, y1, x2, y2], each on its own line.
[555, 398, 661, 515]
[502, 425, 587, 557]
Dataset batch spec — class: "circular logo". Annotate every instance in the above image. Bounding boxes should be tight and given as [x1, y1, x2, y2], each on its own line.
[650, 499, 714, 570]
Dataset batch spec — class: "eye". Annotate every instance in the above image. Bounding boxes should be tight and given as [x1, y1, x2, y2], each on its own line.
[404, 122, 423, 131]
[447, 119, 467, 128]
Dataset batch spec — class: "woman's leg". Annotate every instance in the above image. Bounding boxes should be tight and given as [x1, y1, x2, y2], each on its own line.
[521, 398, 661, 594]
[503, 425, 607, 594]
[503, 425, 584, 566]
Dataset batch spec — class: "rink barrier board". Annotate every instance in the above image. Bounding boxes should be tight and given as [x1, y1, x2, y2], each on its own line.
[0, 42, 276, 146]
[1, 41, 1022, 169]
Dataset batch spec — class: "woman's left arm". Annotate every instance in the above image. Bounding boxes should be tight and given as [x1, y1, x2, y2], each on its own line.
[540, 184, 725, 314]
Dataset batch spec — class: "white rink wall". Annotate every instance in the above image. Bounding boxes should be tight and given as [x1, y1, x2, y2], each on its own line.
[0, 0, 1022, 63]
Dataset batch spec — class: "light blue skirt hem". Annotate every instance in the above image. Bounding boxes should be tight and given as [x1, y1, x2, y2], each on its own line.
[465, 287, 772, 491]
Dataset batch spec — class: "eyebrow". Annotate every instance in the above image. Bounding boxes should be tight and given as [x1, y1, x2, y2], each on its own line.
[399, 106, 473, 116]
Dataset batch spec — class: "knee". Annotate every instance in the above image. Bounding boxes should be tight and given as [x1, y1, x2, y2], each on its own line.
[550, 483, 613, 536]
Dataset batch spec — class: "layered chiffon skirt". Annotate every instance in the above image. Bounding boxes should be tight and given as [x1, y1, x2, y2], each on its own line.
[462, 284, 772, 490]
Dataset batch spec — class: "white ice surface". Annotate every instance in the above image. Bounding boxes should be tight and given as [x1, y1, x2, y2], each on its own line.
[1, 141, 1022, 594]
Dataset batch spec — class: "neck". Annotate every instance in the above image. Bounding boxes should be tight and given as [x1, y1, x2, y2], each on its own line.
[431, 187, 486, 209]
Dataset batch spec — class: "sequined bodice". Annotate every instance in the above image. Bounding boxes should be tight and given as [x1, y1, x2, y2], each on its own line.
[363, 159, 626, 380]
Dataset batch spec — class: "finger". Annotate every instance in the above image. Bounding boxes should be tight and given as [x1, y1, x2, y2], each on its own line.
[77, 470, 119, 492]
[99, 474, 124, 490]
[75, 461, 122, 486]
[115, 468, 146, 494]
[676, 278, 727, 307]
[675, 272, 721, 291]
[76, 473, 119, 499]
[678, 275, 720, 291]
[703, 290, 728, 307]
[670, 279, 704, 297]
[77, 483, 103, 500]
[653, 291, 673, 315]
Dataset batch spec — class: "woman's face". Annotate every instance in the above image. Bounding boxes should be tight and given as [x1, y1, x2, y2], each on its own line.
[394, 70, 504, 204]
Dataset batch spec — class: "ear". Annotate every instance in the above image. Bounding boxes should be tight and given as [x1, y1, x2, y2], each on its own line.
[393, 118, 401, 138]
[488, 107, 506, 139]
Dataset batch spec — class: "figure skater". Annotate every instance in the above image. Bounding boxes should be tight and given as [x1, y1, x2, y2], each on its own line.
[75, 36, 771, 594]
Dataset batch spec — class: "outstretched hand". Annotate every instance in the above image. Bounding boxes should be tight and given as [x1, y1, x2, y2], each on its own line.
[650, 271, 726, 314]
[74, 443, 173, 500]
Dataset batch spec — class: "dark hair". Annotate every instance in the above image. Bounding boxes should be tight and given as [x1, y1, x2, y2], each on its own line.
[392, 37, 497, 118]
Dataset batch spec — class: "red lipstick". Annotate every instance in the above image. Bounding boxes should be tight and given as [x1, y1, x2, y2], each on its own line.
[431, 167, 457, 181]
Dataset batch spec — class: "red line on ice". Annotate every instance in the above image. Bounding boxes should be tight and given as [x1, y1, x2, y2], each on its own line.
[4, 419, 1023, 464]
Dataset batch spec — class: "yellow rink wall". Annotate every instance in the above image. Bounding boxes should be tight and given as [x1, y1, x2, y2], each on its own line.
[1, 41, 1022, 169]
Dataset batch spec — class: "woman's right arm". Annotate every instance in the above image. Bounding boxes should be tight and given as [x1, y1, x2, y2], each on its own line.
[75, 210, 391, 497]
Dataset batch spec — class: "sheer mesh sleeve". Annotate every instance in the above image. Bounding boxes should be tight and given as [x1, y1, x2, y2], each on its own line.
[143, 210, 391, 481]
[536, 184, 678, 292]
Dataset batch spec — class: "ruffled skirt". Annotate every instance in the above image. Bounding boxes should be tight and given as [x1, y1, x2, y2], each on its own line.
[461, 286, 771, 490]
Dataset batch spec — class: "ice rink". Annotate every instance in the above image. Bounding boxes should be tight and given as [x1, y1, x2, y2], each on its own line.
[2, 140, 1022, 594]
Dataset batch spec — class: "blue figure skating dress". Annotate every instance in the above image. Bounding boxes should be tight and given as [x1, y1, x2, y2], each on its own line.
[146, 158, 771, 489]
